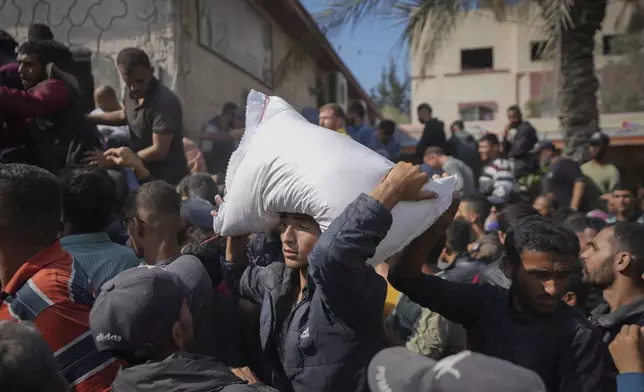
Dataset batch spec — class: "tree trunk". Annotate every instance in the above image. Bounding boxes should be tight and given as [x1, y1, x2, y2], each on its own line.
[554, 0, 607, 162]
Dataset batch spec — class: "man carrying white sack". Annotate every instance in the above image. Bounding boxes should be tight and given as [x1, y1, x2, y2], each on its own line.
[222, 162, 448, 392]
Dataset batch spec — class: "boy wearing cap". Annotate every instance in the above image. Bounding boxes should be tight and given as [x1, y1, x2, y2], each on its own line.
[90, 266, 277, 391]
[224, 162, 437, 392]
[581, 132, 620, 196]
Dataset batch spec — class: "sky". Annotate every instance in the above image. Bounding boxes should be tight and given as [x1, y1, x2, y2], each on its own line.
[300, 0, 408, 93]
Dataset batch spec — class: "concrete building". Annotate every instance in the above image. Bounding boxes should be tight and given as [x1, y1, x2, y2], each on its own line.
[0, 0, 377, 135]
[409, 2, 644, 137]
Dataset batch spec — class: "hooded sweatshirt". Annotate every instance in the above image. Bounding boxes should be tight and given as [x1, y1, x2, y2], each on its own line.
[111, 352, 277, 392]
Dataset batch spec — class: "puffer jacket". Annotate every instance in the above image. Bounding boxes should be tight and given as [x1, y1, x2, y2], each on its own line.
[111, 352, 277, 392]
[230, 194, 389, 392]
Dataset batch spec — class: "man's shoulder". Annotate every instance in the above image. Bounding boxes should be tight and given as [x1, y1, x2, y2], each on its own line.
[152, 83, 182, 108]
[556, 304, 598, 337]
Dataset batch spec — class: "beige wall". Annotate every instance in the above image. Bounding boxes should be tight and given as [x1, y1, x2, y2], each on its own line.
[176, 0, 318, 134]
[0, 0, 319, 137]
[410, 2, 640, 132]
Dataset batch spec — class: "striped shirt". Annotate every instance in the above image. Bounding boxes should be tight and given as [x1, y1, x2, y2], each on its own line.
[0, 241, 119, 391]
[479, 158, 515, 196]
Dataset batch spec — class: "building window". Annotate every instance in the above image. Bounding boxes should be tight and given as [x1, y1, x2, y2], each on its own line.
[530, 41, 548, 61]
[198, 0, 273, 86]
[603, 35, 625, 56]
[461, 48, 493, 71]
[460, 106, 495, 121]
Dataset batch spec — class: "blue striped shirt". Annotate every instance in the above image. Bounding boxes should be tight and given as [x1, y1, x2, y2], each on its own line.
[61, 232, 140, 293]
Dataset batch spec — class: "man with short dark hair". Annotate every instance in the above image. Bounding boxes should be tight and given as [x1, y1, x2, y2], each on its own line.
[438, 219, 485, 283]
[0, 40, 101, 172]
[346, 101, 373, 144]
[0, 164, 119, 391]
[88, 47, 188, 185]
[390, 214, 604, 392]
[319, 102, 348, 135]
[582, 132, 620, 196]
[478, 133, 515, 197]
[605, 185, 644, 224]
[582, 222, 644, 391]
[446, 120, 481, 182]
[423, 146, 475, 196]
[60, 168, 140, 292]
[182, 172, 220, 203]
[200, 102, 244, 174]
[0, 320, 68, 392]
[367, 119, 401, 160]
[415, 103, 446, 160]
[476, 203, 539, 288]
[503, 105, 538, 177]
[456, 196, 489, 239]
[89, 266, 275, 391]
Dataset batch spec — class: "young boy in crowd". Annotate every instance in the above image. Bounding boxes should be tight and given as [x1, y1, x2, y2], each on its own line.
[224, 162, 435, 392]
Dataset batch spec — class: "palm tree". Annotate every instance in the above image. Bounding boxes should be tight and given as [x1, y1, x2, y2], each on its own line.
[316, 0, 639, 161]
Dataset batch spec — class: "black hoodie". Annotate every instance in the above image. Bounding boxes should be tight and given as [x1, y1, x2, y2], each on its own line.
[111, 353, 278, 392]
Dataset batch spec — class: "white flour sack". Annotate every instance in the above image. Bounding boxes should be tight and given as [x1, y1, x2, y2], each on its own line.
[214, 90, 456, 265]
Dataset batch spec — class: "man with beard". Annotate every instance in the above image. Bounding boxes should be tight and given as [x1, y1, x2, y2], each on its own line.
[390, 214, 604, 392]
[581, 132, 620, 197]
[503, 105, 538, 178]
[415, 103, 446, 161]
[581, 222, 644, 391]
[88, 48, 188, 185]
[0, 40, 101, 171]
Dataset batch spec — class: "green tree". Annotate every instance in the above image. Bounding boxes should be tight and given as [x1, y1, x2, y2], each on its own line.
[317, 0, 641, 162]
[370, 59, 411, 119]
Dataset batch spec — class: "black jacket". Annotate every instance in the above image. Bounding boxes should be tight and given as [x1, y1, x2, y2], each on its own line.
[229, 194, 388, 392]
[111, 352, 277, 392]
[590, 295, 644, 392]
[415, 118, 446, 160]
[503, 121, 538, 177]
[389, 273, 604, 392]
[445, 131, 481, 184]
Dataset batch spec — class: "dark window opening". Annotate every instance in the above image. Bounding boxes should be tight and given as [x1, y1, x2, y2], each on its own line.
[530, 41, 548, 61]
[461, 48, 493, 71]
[603, 35, 625, 56]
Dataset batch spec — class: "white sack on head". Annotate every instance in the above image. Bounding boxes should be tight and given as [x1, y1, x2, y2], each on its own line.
[214, 90, 455, 265]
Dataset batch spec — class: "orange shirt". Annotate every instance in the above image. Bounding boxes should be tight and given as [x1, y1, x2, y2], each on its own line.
[0, 241, 119, 392]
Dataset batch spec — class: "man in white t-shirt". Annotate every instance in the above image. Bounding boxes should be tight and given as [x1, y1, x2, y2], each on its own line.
[91, 85, 129, 145]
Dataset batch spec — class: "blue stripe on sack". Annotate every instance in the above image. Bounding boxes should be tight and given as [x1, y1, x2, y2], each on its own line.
[8, 280, 54, 321]
[68, 259, 95, 306]
[56, 331, 115, 386]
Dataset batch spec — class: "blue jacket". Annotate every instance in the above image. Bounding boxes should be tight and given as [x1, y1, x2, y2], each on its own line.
[617, 373, 644, 392]
[234, 194, 388, 392]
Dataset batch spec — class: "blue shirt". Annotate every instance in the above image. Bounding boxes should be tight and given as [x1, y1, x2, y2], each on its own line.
[367, 134, 401, 160]
[61, 232, 140, 293]
[420, 164, 444, 178]
[347, 123, 375, 146]
[617, 373, 644, 392]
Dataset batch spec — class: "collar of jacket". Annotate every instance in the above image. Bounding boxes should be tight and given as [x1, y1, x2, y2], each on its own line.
[591, 294, 644, 328]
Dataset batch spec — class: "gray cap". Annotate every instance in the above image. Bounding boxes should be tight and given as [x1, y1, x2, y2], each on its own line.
[368, 347, 546, 392]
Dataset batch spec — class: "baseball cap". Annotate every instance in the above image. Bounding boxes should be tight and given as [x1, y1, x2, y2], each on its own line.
[89, 267, 189, 359]
[180, 196, 215, 229]
[368, 347, 546, 392]
[589, 131, 609, 146]
[530, 140, 554, 154]
[487, 183, 514, 206]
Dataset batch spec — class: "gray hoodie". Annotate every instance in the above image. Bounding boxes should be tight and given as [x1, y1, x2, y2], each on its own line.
[111, 353, 278, 392]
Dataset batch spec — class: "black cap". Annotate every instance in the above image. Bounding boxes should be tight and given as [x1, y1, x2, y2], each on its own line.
[531, 140, 554, 154]
[180, 197, 215, 229]
[589, 131, 610, 146]
[368, 347, 546, 392]
[89, 267, 189, 359]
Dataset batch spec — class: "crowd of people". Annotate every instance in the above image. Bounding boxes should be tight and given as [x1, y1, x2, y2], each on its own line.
[1, 23, 644, 392]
